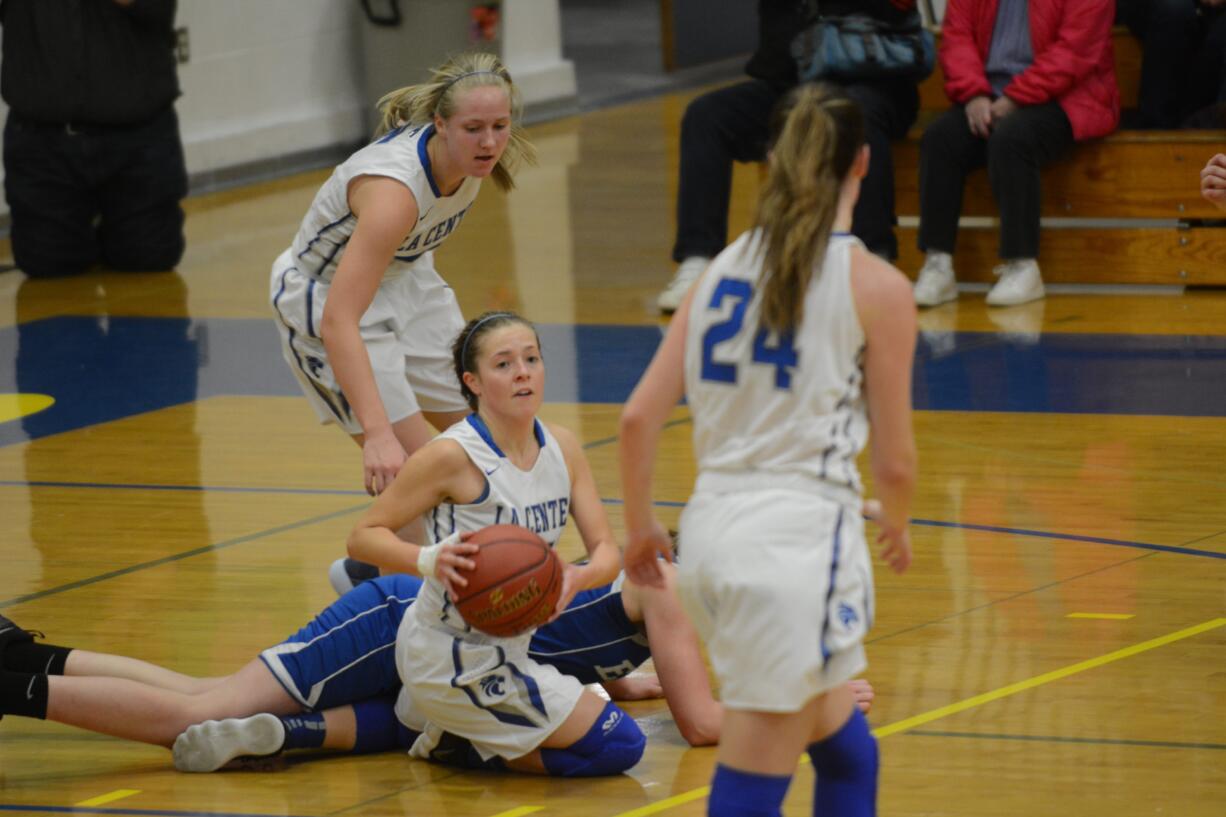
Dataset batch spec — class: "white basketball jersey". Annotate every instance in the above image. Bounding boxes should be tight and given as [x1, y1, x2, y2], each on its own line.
[409, 414, 573, 645]
[289, 123, 481, 282]
[682, 230, 869, 497]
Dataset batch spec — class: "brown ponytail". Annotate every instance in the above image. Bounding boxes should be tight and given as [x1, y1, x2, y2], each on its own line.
[755, 83, 864, 333]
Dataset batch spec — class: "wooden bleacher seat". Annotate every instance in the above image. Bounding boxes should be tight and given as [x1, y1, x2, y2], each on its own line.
[894, 26, 1226, 286]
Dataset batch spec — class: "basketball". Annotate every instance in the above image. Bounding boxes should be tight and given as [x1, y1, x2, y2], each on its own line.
[453, 524, 563, 637]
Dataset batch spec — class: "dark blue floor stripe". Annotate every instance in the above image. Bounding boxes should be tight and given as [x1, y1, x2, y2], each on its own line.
[2, 476, 1222, 561]
[912, 518, 1226, 560]
[0, 503, 368, 609]
[0, 808, 318, 817]
[907, 729, 1226, 751]
[0, 479, 367, 496]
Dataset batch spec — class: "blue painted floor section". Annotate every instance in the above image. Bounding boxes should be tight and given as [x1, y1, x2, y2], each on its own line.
[1, 317, 1225, 446]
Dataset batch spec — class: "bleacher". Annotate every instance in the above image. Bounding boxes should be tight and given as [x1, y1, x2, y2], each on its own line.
[893, 28, 1226, 286]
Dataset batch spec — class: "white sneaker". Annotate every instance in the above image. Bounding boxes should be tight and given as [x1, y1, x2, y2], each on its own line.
[986, 259, 1045, 306]
[913, 252, 957, 307]
[656, 256, 710, 313]
[173, 713, 285, 773]
[328, 557, 378, 596]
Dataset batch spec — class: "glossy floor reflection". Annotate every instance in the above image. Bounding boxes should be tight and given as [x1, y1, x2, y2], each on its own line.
[0, 84, 1224, 817]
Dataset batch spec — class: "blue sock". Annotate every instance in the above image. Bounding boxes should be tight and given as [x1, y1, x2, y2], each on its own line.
[351, 695, 406, 754]
[279, 712, 327, 751]
[807, 708, 878, 817]
[708, 764, 792, 817]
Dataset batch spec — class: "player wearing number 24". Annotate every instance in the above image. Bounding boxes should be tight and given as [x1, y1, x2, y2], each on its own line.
[620, 83, 917, 817]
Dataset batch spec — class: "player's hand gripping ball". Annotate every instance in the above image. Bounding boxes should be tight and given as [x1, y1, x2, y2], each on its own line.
[454, 524, 563, 637]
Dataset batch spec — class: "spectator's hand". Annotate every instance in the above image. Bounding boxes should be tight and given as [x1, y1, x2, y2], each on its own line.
[1201, 154, 1226, 210]
[965, 96, 993, 138]
[990, 95, 1018, 124]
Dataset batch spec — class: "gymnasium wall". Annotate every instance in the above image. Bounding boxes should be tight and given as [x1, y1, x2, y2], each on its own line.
[0, 0, 574, 217]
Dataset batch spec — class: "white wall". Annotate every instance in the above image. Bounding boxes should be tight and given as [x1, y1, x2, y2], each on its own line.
[176, 0, 367, 176]
[0, 0, 574, 217]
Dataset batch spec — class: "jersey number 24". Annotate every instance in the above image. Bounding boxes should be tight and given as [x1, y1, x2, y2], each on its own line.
[700, 278, 798, 389]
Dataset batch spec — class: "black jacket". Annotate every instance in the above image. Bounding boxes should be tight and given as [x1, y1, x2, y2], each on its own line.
[1, 0, 179, 126]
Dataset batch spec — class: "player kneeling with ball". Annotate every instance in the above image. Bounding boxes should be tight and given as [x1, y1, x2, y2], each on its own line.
[347, 312, 643, 776]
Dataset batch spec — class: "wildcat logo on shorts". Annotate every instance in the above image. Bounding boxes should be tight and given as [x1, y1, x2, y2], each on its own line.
[838, 602, 859, 629]
[601, 708, 623, 735]
[479, 673, 506, 698]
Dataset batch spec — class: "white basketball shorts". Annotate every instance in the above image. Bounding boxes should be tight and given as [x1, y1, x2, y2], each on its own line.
[394, 616, 585, 761]
[676, 487, 874, 712]
[269, 249, 469, 435]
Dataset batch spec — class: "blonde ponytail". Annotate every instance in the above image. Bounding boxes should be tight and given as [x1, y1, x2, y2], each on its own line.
[755, 84, 864, 333]
[375, 51, 537, 192]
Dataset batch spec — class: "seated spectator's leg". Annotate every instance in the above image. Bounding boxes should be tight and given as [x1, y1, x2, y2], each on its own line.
[672, 80, 781, 263]
[842, 79, 920, 260]
[986, 103, 1073, 261]
[917, 107, 986, 255]
[1117, 0, 1200, 128]
[3, 115, 99, 277]
[97, 107, 188, 272]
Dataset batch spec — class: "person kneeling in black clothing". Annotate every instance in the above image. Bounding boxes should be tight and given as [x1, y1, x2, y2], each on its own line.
[1, 0, 188, 278]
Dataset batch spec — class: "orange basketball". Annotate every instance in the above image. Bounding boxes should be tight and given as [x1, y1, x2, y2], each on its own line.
[453, 524, 563, 638]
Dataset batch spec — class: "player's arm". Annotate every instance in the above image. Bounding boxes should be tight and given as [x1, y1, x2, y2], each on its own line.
[618, 283, 694, 587]
[630, 566, 722, 746]
[851, 247, 917, 574]
[550, 424, 621, 611]
[322, 175, 420, 495]
[346, 438, 478, 586]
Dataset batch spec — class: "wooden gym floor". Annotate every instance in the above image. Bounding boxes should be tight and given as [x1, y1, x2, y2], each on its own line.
[1, 85, 1224, 817]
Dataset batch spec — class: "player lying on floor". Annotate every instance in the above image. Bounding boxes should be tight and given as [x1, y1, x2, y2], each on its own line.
[0, 565, 874, 772]
[171, 559, 875, 772]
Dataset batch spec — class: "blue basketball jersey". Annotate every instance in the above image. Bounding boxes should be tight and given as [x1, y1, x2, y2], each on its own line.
[527, 573, 652, 684]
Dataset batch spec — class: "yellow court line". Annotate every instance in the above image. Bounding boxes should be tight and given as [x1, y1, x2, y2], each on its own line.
[1066, 612, 1135, 620]
[875, 617, 1226, 738]
[610, 617, 1226, 817]
[611, 788, 710, 817]
[75, 790, 141, 807]
[487, 807, 544, 817]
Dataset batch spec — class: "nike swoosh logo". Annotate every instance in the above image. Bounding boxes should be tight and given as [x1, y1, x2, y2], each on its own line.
[484, 466, 500, 476]
[26, 675, 36, 700]
[0, 627, 13, 636]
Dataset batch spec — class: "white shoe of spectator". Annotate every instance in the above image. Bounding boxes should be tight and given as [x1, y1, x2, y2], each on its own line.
[913, 252, 957, 307]
[986, 259, 1045, 306]
[656, 256, 710, 313]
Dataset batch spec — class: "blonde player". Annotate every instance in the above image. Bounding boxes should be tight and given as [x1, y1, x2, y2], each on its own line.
[620, 84, 917, 817]
[268, 52, 535, 591]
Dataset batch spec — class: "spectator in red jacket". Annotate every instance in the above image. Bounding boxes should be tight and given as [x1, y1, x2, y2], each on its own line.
[913, 0, 1119, 308]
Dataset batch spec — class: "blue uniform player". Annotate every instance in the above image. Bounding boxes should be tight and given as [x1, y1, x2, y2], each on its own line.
[0, 562, 873, 771]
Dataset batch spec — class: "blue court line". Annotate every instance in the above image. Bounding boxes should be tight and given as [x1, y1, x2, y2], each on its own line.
[3, 476, 1223, 561]
[0, 503, 368, 610]
[0, 808, 319, 817]
[906, 729, 1226, 752]
[912, 518, 1226, 560]
[0, 479, 368, 496]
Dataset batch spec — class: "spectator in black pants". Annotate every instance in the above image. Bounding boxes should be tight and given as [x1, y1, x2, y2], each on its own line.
[1115, 0, 1226, 129]
[1, 0, 187, 278]
[656, 0, 921, 313]
[912, 0, 1118, 308]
